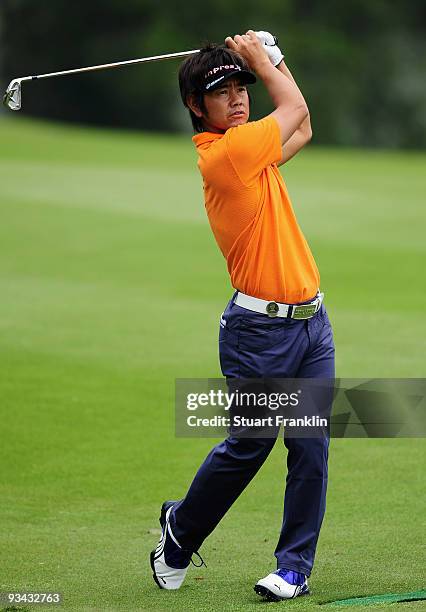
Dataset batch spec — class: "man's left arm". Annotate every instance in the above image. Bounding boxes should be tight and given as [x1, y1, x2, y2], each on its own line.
[275, 60, 312, 165]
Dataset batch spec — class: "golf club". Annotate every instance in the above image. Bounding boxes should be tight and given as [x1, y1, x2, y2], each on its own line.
[3, 49, 200, 111]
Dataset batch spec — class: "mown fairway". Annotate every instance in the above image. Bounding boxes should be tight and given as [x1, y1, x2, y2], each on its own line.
[1, 117, 425, 611]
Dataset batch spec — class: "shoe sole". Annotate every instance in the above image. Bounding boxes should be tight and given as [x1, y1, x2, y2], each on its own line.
[150, 500, 178, 590]
[254, 584, 310, 602]
[150, 550, 164, 589]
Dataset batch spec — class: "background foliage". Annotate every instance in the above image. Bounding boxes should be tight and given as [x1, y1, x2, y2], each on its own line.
[1, 0, 425, 147]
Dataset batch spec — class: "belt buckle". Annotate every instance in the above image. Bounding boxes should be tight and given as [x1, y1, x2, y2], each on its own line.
[292, 303, 317, 320]
[266, 301, 279, 318]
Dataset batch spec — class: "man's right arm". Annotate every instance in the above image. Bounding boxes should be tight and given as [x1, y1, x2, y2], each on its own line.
[225, 30, 308, 144]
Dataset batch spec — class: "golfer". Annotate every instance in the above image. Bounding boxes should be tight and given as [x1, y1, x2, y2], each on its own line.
[151, 30, 335, 601]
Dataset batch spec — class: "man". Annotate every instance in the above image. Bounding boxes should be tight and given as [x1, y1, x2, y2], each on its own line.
[151, 30, 335, 602]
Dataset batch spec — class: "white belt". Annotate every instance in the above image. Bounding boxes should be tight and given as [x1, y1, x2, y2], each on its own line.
[234, 291, 324, 319]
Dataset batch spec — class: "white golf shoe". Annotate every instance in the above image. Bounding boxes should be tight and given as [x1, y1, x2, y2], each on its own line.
[150, 500, 203, 590]
[254, 569, 309, 601]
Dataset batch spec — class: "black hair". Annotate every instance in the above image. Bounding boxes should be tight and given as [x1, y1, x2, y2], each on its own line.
[178, 42, 252, 133]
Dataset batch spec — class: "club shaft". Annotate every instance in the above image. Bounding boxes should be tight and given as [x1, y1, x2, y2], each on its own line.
[19, 49, 200, 83]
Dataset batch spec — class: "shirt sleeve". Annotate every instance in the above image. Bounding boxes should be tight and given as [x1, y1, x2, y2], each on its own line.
[224, 115, 283, 186]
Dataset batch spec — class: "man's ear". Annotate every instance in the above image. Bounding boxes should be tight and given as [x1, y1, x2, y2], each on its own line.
[187, 94, 203, 118]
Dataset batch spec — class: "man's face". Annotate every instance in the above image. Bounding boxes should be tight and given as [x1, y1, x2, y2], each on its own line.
[196, 78, 250, 133]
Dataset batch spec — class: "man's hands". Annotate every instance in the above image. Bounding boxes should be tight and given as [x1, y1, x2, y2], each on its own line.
[225, 30, 284, 69]
[254, 31, 284, 67]
[225, 30, 270, 73]
[226, 29, 308, 150]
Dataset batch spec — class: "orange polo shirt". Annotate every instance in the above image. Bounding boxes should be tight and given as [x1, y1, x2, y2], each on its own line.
[192, 115, 320, 304]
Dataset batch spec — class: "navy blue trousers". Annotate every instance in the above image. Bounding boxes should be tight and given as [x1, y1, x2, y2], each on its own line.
[171, 293, 335, 576]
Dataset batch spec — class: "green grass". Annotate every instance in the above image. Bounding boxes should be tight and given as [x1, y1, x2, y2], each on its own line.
[0, 116, 425, 611]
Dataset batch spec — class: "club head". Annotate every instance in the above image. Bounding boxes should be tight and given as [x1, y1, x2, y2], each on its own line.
[3, 79, 22, 111]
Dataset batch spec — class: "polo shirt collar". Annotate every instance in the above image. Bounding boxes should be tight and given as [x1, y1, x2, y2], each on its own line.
[192, 131, 224, 147]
